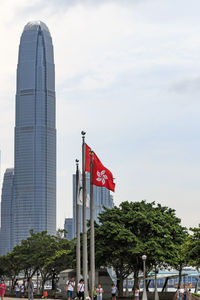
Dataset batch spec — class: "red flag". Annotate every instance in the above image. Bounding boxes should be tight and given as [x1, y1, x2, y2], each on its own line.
[92, 159, 115, 192]
[85, 143, 115, 192]
[85, 143, 100, 172]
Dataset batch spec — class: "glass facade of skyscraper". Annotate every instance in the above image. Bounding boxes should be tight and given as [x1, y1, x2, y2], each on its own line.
[0, 169, 14, 255]
[64, 218, 73, 240]
[13, 21, 56, 246]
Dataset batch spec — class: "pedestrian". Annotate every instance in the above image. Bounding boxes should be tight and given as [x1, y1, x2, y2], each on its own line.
[15, 281, 20, 298]
[77, 279, 84, 300]
[43, 290, 48, 299]
[20, 283, 25, 298]
[0, 280, 6, 300]
[26, 278, 34, 300]
[188, 289, 191, 300]
[134, 287, 139, 300]
[93, 286, 97, 300]
[183, 289, 188, 300]
[66, 276, 75, 300]
[96, 284, 104, 300]
[111, 284, 117, 300]
[177, 286, 183, 300]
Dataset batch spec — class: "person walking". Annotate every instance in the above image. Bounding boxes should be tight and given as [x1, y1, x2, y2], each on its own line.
[0, 280, 6, 300]
[66, 276, 75, 300]
[26, 278, 34, 300]
[177, 286, 184, 300]
[93, 286, 97, 300]
[43, 290, 48, 299]
[134, 287, 139, 300]
[20, 283, 25, 298]
[15, 281, 20, 298]
[96, 284, 104, 300]
[111, 284, 117, 300]
[77, 279, 84, 300]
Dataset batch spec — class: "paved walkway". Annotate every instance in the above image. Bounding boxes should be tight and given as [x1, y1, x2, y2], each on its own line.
[4, 297, 63, 300]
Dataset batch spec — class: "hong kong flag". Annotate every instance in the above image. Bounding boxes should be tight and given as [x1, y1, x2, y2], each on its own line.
[85, 143, 115, 192]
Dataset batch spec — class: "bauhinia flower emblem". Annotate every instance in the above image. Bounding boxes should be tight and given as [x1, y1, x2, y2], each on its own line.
[96, 170, 108, 185]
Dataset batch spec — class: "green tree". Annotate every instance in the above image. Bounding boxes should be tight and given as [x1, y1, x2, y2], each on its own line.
[22, 231, 74, 292]
[0, 230, 74, 292]
[56, 228, 67, 239]
[186, 225, 200, 292]
[95, 201, 186, 295]
[170, 239, 189, 287]
[44, 233, 75, 290]
[186, 224, 200, 268]
[95, 206, 133, 295]
[0, 252, 22, 288]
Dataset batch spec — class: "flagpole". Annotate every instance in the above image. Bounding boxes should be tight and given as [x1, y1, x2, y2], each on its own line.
[90, 150, 95, 300]
[76, 159, 81, 284]
[81, 131, 88, 297]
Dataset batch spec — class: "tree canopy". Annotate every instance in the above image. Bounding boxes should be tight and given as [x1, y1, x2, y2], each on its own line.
[186, 224, 200, 268]
[95, 201, 187, 295]
[0, 230, 74, 292]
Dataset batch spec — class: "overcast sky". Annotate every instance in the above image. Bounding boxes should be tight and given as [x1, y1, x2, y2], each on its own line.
[0, 0, 200, 229]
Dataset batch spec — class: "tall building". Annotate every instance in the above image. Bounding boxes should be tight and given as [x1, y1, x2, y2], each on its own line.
[0, 169, 14, 255]
[0, 150, 1, 226]
[64, 218, 73, 240]
[13, 21, 56, 246]
[72, 173, 114, 238]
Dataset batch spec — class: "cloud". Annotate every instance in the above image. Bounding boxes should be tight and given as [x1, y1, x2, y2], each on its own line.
[169, 76, 200, 94]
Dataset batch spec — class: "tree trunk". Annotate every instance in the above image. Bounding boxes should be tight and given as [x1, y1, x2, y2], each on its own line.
[52, 272, 56, 290]
[178, 267, 182, 287]
[41, 277, 46, 294]
[12, 277, 16, 291]
[133, 270, 139, 292]
[118, 275, 124, 297]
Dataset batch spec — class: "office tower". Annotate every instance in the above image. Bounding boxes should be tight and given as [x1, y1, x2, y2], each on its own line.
[0, 150, 1, 226]
[72, 173, 114, 238]
[64, 218, 73, 240]
[0, 168, 14, 255]
[13, 21, 56, 246]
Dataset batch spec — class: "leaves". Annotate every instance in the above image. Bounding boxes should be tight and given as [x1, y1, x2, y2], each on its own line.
[0, 230, 74, 290]
[186, 224, 200, 268]
[94, 201, 187, 295]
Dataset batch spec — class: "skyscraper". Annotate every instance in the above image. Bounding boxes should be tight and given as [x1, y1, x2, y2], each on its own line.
[13, 21, 56, 246]
[64, 218, 73, 240]
[0, 168, 14, 255]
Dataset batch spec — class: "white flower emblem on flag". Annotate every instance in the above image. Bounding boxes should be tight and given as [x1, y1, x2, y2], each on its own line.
[96, 170, 108, 185]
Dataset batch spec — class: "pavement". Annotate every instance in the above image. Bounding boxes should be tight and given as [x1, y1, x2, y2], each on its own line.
[4, 298, 62, 300]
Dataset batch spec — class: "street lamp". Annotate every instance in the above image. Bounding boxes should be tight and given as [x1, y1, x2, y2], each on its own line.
[142, 255, 148, 300]
[154, 265, 159, 300]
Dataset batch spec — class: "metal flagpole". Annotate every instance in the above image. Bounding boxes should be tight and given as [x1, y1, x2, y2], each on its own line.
[90, 150, 95, 300]
[81, 131, 88, 297]
[76, 159, 81, 284]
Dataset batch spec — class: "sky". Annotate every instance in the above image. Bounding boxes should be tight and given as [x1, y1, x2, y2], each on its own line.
[0, 0, 200, 229]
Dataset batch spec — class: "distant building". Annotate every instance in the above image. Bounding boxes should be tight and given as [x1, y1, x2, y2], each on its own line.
[13, 21, 56, 247]
[72, 173, 114, 238]
[64, 218, 73, 240]
[0, 168, 14, 255]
